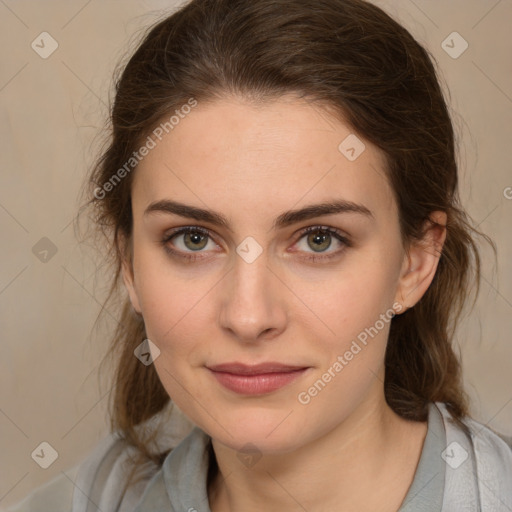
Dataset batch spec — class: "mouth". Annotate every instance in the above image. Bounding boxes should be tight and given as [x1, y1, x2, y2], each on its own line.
[206, 362, 310, 395]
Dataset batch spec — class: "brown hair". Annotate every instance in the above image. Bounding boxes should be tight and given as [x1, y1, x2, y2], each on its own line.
[81, 0, 495, 489]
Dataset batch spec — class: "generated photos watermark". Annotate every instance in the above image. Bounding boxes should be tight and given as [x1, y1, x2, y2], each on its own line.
[94, 97, 198, 200]
[297, 302, 403, 405]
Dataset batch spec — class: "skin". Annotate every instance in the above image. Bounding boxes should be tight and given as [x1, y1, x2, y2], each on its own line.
[122, 93, 447, 511]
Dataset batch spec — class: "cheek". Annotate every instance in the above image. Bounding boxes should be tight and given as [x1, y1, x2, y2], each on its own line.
[295, 266, 398, 419]
[136, 265, 211, 408]
[311, 256, 399, 342]
[133, 248, 218, 368]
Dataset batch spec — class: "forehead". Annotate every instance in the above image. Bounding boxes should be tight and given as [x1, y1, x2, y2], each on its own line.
[132, 94, 396, 228]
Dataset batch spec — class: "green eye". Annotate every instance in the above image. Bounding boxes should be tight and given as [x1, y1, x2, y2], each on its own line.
[293, 226, 351, 262]
[161, 225, 351, 263]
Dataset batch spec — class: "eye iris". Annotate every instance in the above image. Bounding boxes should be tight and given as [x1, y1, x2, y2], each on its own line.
[308, 230, 331, 252]
[177, 228, 336, 254]
[184, 231, 208, 251]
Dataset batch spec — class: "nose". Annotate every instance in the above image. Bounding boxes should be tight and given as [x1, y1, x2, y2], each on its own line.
[218, 248, 287, 343]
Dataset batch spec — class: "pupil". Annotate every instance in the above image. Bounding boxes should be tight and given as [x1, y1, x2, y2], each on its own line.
[186, 231, 206, 250]
[310, 231, 330, 252]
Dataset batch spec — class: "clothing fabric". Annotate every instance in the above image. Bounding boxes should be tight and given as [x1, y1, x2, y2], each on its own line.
[4, 402, 512, 511]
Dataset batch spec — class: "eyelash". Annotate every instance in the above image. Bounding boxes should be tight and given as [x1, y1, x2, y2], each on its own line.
[160, 225, 351, 263]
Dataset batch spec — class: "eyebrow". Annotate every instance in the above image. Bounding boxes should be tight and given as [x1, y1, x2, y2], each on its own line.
[144, 199, 373, 231]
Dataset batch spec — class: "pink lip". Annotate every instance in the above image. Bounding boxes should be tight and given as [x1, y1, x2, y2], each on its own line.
[207, 362, 309, 395]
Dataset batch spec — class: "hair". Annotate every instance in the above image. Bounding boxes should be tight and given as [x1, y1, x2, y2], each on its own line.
[80, 0, 495, 490]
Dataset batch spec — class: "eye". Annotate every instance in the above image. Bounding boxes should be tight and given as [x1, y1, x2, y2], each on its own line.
[161, 226, 218, 262]
[292, 225, 351, 262]
[161, 225, 351, 263]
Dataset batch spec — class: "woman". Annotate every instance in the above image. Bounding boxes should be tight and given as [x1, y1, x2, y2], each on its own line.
[6, 0, 512, 510]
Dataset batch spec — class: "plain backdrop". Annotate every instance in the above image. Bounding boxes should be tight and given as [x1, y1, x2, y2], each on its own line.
[1, 0, 511, 508]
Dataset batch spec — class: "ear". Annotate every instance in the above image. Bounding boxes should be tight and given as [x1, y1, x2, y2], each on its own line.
[119, 234, 142, 314]
[394, 211, 447, 312]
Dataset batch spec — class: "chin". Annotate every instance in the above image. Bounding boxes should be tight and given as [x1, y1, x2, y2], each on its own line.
[200, 409, 308, 454]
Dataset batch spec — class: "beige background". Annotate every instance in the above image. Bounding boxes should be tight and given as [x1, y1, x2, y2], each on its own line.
[1, 0, 511, 508]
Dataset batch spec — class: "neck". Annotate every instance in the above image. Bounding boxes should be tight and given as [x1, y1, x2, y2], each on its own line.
[207, 390, 427, 512]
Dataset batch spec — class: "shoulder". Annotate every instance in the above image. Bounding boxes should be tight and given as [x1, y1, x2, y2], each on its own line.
[435, 401, 512, 456]
[73, 403, 195, 512]
[461, 408, 512, 472]
[1, 466, 79, 512]
[434, 401, 512, 508]
[2, 402, 195, 512]
[1, 434, 128, 512]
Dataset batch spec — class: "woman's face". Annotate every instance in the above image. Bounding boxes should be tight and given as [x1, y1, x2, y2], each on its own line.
[123, 94, 423, 453]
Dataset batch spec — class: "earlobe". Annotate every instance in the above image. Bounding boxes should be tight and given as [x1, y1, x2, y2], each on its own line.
[120, 238, 142, 315]
[394, 211, 447, 311]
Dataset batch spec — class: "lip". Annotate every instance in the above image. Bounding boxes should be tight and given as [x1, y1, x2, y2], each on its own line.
[207, 362, 309, 395]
